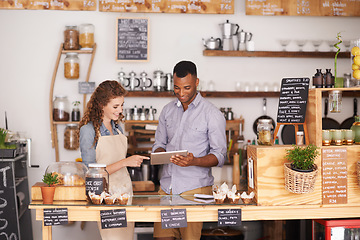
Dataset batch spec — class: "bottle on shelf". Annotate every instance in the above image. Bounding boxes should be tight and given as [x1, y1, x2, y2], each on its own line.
[63, 25, 79, 50]
[79, 23, 95, 49]
[64, 53, 80, 79]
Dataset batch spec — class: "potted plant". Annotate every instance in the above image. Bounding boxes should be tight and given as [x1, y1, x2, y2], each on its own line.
[41, 173, 59, 204]
[286, 144, 319, 172]
[0, 128, 17, 158]
[284, 144, 320, 194]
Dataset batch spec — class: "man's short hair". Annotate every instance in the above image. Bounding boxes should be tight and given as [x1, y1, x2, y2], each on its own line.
[173, 60, 197, 78]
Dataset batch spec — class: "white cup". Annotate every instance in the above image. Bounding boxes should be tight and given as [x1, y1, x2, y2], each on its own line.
[246, 41, 255, 51]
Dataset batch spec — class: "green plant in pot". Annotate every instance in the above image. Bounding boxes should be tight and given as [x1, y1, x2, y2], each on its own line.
[286, 144, 320, 172]
[41, 173, 59, 204]
[0, 128, 17, 149]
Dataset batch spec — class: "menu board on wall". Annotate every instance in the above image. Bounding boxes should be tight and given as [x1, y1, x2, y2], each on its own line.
[322, 148, 347, 205]
[277, 78, 310, 124]
[246, 0, 360, 16]
[99, 0, 234, 14]
[0, 0, 96, 10]
[116, 18, 149, 62]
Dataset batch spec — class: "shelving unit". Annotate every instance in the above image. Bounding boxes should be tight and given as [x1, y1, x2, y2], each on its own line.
[126, 91, 280, 98]
[49, 43, 96, 162]
[203, 50, 351, 58]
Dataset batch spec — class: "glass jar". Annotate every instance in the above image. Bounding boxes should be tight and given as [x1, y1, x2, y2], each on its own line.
[71, 107, 80, 121]
[351, 38, 360, 83]
[63, 25, 79, 50]
[64, 53, 80, 79]
[322, 130, 331, 146]
[64, 124, 79, 150]
[79, 23, 95, 49]
[45, 162, 87, 186]
[351, 116, 360, 144]
[85, 164, 109, 201]
[257, 119, 273, 145]
[329, 90, 342, 113]
[53, 96, 70, 121]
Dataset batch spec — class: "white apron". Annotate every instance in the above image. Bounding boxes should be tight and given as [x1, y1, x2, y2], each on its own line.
[96, 129, 134, 240]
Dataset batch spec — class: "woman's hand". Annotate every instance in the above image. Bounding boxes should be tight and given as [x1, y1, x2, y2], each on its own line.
[124, 155, 148, 167]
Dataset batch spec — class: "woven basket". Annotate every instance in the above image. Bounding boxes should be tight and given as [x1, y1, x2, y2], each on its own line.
[357, 162, 360, 187]
[284, 163, 318, 194]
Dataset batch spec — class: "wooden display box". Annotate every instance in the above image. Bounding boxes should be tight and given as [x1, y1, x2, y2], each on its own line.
[247, 145, 322, 206]
[31, 182, 86, 201]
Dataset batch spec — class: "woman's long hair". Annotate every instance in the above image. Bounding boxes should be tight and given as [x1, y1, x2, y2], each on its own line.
[79, 80, 127, 145]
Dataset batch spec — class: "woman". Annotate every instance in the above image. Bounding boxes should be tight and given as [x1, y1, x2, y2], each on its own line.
[79, 80, 148, 239]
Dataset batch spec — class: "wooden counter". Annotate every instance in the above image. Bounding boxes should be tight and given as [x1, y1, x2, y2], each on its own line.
[29, 199, 360, 240]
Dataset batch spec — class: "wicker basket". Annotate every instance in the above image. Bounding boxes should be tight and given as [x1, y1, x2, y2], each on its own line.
[357, 162, 360, 187]
[284, 163, 318, 194]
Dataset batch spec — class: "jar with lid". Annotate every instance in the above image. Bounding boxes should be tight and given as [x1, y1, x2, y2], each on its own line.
[79, 23, 95, 49]
[85, 164, 109, 201]
[329, 90, 342, 113]
[63, 25, 79, 50]
[64, 53, 80, 79]
[53, 96, 70, 121]
[64, 124, 79, 150]
[257, 119, 273, 145]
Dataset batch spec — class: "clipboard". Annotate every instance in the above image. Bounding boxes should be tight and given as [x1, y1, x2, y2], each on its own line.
[150, 150, 188, 165]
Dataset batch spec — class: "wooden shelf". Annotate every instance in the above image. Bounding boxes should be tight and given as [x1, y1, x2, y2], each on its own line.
[126, 91, 280, 98]
[203, 50, 351, 58]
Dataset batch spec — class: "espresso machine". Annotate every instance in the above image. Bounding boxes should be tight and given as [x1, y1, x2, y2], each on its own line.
[219, 20, 239, 51]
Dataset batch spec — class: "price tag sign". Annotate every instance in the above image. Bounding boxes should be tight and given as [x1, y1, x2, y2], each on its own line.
[43, 208, 68, 226]
[161, 209, 187, 229]
[322, 148, 347, 204]
[100, 209, 127, 229]
[218, 209, 241, 226]
[78, 82, 95, 94]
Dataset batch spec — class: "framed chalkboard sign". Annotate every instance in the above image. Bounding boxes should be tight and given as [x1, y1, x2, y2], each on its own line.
[277, 78, 310, 124]
[116, 18, 149, 62]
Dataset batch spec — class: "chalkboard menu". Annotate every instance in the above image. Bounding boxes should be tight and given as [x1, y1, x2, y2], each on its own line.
[246, 0, 360, 16]
[322, 148, 347, 205]
[0, 0, 96, 10]
[218, 209, 241, 226]
[161, 209, 187, 229]
[100, 209, 127, 229]
[0, 162, 20, 239]
[44, 208, 69, 226]
[277, 78, 310, 124]
[116, 18, 149, 62]
[100, 0, 233, 14]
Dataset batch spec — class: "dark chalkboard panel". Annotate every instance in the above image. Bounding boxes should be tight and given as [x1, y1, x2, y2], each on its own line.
[116, 18, 149, 62]
[161, 209, 187, 229]
[0, 162, 20, 239]
[277, 78, 310, 124]
[43, 208, 69, 226]
[100, 209, 127, 229]
[218, 209, 241, 226]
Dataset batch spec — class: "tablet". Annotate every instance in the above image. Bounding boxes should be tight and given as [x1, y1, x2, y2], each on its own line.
[150, 150, 188, 165]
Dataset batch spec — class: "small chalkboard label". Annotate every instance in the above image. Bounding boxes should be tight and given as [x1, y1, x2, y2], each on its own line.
[161, 209, 187, 229]
[100, 209, 127, 229]
[43, 208, 68, 226]
[277, 78, 310, 124]
[218, 209, 241, 226]
[78, 82, 95, 94]
[116, 18, 149, 62]
[85, 177, 105, 195]
[322, 148, 347, 205]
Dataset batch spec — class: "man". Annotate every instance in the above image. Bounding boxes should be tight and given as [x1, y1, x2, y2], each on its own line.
[152, 60, 227, 240]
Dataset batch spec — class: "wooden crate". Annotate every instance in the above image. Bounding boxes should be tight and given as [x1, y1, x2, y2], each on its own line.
[32, 182, 86, 201]
[247, 145, 360, 206]
[247, 145, 322, 206]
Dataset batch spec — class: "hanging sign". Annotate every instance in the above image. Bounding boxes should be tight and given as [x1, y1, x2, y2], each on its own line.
[43, 208, 69, 226]
[116, 18, 149, 62]
[218, 209, 241, 226]
[161, 209, 187, 229]
[100, 209, 127, 229]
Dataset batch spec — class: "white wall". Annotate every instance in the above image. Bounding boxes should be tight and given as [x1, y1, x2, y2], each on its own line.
[0, 1, 359, 239]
